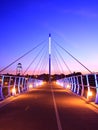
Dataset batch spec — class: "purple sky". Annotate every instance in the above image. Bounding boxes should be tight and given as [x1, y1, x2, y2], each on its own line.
[0, 0, 98, 75]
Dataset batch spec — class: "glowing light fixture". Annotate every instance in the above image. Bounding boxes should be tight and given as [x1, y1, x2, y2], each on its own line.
[12, 87, 16, 96]
[41, 81, 44, 85]
[56, 81, 59, 85]
[87, 91, 92, 97]
[60, 83, 63, 87]
[36, 83, 39, 86]
[67, 84, 71, 89]
[5, 82, 8, 85]
[29, 84, 33, 89]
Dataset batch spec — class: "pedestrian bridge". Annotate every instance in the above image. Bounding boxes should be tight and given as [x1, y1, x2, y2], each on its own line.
[0, 73, 98, 104]
[1, 34, 98, 130]
[0, 81, 98, 130]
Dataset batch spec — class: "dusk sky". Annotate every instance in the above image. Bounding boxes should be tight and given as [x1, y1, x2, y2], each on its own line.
[0, 0, 98, 75]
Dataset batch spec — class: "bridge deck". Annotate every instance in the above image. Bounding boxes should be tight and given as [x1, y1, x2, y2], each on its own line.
[0, 83, 98, 130]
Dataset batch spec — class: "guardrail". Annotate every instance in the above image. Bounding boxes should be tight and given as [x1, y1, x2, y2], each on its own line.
[0, 75, 43, 100]
[56, 73, 98, 104]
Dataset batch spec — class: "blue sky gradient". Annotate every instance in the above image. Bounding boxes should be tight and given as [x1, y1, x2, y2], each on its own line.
[0, 0, 98, 74]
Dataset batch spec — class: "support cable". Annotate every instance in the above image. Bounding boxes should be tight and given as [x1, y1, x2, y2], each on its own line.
[39, 48, 49, 75]
[23, 44, 45, 75]
[44, 60, 48, 74]
[53, 48, 65, 74]
[51, 60, 57, 74]
[38, 50, 48, 75]
[53, 39, 92, 73]
[32, 46, 47, 75]
[53, 43, 72, 74]
[52, 53, 62, 74]
[51, 54, 59, 74]
[50, 56, 55, 74]
[0, 40, 46, 73]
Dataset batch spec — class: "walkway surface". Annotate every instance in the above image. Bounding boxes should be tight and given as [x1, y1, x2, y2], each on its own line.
[0, 82, 98, 130]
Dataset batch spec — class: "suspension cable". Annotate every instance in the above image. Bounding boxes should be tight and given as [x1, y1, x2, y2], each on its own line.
[23, 44, 45, 75]
[52, 53, 62, 74]
[53, 43, 72, 74]
[38, 49, 48, 75]
[53, 39, 92, 74]
[51, 60, 57, 74]
[53, 48, 65, 74]
[44, 60, 48, 74]
[32, 46, 47, 75]
[0, 40, 46, 73]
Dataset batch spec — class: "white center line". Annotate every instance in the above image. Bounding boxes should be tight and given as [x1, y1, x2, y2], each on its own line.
[51, 85, 62, 130]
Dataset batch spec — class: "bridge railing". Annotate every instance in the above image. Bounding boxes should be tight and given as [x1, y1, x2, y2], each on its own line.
[0, 75, 43, 100]
[56, 73, 98, 104]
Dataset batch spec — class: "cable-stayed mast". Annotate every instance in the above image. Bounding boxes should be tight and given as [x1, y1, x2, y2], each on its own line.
[49, 33, 51, 83]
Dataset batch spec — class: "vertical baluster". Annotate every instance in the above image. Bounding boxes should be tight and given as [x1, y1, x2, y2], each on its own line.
[94, 74, 98, 104]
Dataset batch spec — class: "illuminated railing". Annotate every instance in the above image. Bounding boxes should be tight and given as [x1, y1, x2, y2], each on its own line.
[56, 73, 98, 104]
[0, 75, 43, 100]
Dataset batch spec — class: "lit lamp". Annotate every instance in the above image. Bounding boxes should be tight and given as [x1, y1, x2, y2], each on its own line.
[56, 81, 59, 85]
[5, 82, 8, 86]
[40, 81, 43, 85]
[87, 90, 93, 101]
[60, 83, 63, 87]
[66, 84, 71, 89]
[29, 84, 33, 89]
[36, 83, 39, 87]
[12, 87, 16, 96]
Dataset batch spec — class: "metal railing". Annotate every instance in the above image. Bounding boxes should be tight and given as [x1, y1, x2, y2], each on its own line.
[0, 74, 43, 100]
[56, 73, 98, 104]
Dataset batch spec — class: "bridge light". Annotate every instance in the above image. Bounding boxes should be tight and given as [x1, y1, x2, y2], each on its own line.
[56, 81, 59, 85]
[36, 83, 39, 87]
[61, 83, 63, 87]
[41, 81, 44, 85]
[4, 81, 8, 85]
[66, 84, 71, 89]
[29, 84, 33, 89]
[12, 87, 16, 96]
[87, 91, 92, 96]
[87, 91, 92, 97]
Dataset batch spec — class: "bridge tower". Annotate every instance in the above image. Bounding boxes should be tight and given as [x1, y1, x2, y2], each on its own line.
[49, 33, 51, 83]
[16, 63, 23, 75]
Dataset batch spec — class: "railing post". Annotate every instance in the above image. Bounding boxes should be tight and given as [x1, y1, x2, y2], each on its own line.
[32, 79, 34, 88]
[77, 76, 80, 95]
[94, 74, 98, 104]
[68, 78, 71, 89]
[73, 76, 76, 93]
[8, 76, 11, 96]
[66, 78, 69, 88]
[24, 78, 28, 91]
[81, 75, 84, 96]
[86, 74, 90, 99]
[0, 75, 4, 99]
[63, 78, 65, 88]
[71, 77, 74, 91]
[27, 78, 30, 90]
[21, 77, 24, 92]
[12, 77, 17, 96]
[18, 77, 21, 94]
[24, 78, 26, 91]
